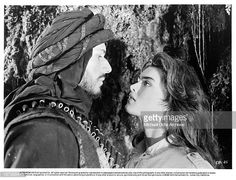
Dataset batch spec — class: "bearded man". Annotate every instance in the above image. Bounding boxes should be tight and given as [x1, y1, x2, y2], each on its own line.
[4, 8, 124, 168]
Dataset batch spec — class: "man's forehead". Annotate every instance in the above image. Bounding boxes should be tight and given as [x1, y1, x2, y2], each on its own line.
[93, 43, 106, 52]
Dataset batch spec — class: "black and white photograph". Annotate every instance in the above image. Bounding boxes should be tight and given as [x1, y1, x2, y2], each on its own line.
[1, 0, 235, 177]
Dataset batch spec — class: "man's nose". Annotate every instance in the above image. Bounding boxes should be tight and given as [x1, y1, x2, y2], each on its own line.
[103, 58, 112, 74]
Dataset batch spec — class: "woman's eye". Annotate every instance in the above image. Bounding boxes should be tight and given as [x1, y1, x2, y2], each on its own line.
[142, 80, 150, 87]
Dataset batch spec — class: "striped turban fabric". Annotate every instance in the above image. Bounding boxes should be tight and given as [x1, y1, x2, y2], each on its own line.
[27, 8, 114, 81]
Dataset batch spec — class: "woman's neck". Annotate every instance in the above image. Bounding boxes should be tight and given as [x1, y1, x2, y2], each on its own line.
[145, 136, 165, 148]
[144, 128, 166, 148]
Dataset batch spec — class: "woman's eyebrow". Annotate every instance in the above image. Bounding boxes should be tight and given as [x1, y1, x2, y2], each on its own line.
[140, 76, 155, 82]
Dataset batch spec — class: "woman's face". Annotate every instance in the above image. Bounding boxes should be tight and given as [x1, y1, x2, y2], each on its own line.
[125, 66, 167, 117]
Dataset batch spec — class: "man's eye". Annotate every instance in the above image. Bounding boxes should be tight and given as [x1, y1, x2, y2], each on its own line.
[98, 55, 104, 60]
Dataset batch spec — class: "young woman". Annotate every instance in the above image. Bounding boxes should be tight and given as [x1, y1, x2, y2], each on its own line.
[125, 52, 222, 168]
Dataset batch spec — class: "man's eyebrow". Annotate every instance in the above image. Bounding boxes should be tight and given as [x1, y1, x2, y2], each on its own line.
[140, 76, 155, 81]
[95, 49, 106, 55]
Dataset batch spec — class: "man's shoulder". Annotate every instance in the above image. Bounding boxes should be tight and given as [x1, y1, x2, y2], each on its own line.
[4, 102, 76, 141]
[4, 113, 79, 168]
[6, 112, 75, 143]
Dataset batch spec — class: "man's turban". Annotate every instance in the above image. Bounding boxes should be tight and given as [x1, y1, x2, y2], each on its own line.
[27, 8, 114, 81]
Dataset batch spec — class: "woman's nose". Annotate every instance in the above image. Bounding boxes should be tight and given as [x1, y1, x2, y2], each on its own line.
[130, 82, 140, 92]
[130, 84, 135, 92]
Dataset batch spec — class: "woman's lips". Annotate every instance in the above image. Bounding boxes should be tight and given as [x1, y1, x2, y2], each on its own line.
[128, 94, 136, 102]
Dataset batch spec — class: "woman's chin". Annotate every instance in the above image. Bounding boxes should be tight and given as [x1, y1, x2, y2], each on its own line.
[125, 104, 131, 113]
[125, 104, 140, 116]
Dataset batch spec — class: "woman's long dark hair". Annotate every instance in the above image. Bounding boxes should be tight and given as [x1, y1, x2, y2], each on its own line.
[143, 52, 222, 168]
